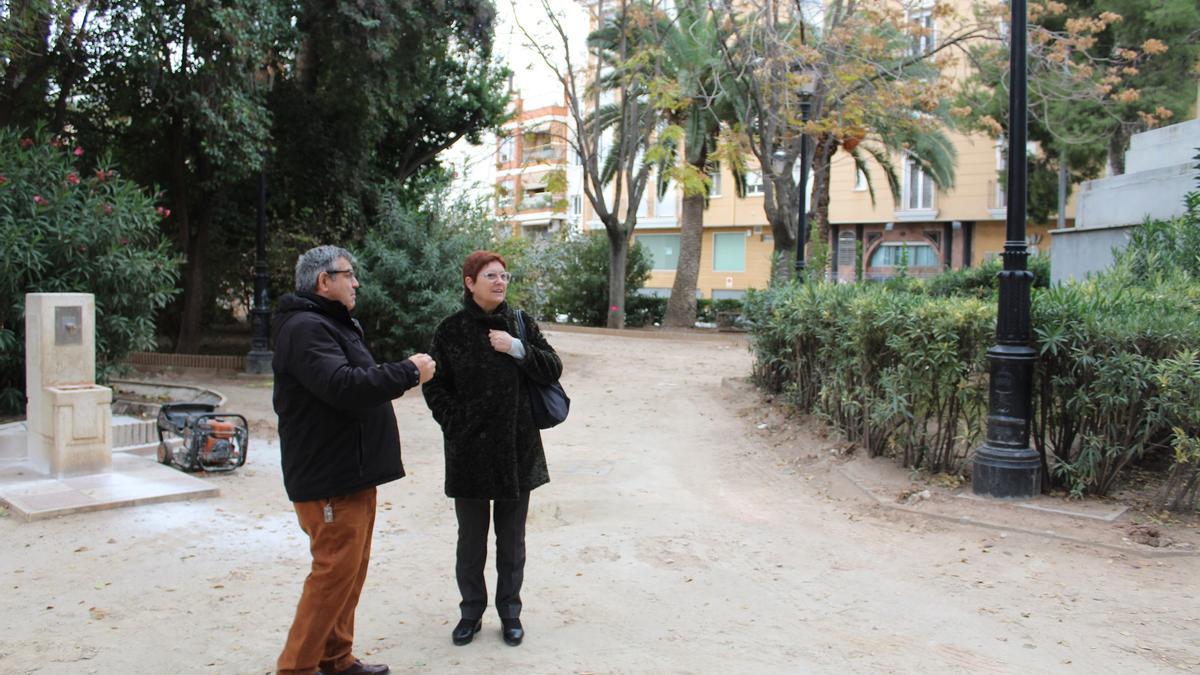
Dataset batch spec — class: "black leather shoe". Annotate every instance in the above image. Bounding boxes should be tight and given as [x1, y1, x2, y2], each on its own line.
[452, 618, 482, 645]
[501, 617, 524, 646]
[327, 660, 389, 675]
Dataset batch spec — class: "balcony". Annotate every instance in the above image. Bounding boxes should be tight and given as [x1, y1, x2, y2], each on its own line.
[518, 191, 565, 212]
[522, 143, 566, 164]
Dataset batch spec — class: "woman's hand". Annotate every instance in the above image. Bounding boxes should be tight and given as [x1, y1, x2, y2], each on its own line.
[488, 329, 514, 353]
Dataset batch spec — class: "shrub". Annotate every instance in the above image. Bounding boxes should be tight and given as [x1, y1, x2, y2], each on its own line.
[1031, 194, 1200, 504]
[0, 127, 180, 415]
[626, 295, 666, 327]
[352, 187, 494, 361]
[926, 255, 1051, 299]
[544, 233, 652, 326]
[745, 282, 993, 473]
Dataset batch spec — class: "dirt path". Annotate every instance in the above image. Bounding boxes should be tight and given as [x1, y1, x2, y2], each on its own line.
[1, 328, 1198, 674]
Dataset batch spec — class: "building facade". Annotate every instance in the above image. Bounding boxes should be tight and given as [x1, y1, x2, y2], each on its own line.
[494, 97, 574, 238]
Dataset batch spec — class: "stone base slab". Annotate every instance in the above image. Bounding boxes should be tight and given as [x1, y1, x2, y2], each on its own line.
[0, 453, 217, 521]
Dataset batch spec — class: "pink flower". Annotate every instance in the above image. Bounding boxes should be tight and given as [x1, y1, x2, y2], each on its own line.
[33, 195, 48, 206]
[95, 170, 108, 182]
[73, 147, 84, 157]
[19, 138, 33, 149]
[103, 204, 113, 215]
[0, 175, 7, 186]
[156, 206, 171, 219]
[66, 172, 80, 185]
[49, 137, 63, 148]
[610, 305, 619, 312]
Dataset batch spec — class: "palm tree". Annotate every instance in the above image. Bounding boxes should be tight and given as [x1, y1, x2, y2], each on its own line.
[590, 0, 731, 327]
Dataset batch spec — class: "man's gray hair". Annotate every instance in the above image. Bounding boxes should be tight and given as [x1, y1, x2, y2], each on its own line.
[295, 245, 356, 293]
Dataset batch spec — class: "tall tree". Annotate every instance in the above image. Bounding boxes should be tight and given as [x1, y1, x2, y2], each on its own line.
[593, 0, 730, 327]
[270, 0, 511, 242]
[81, 0, 290, 352]
[716, 0, 982, 283]
[518, 0, 660, 328]
[955, 0, 1192, 224]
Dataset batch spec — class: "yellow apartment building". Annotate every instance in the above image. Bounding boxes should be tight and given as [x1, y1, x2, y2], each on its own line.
[565, 0, 1073, 297]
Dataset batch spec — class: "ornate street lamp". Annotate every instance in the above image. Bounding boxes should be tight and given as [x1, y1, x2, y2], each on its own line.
[972, 0, 1040, 498]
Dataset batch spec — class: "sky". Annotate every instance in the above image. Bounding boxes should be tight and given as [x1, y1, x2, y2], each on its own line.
[442, 0, 589, 199]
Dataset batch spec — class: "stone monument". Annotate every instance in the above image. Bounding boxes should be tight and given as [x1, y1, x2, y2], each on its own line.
[25, 293, 114, 477]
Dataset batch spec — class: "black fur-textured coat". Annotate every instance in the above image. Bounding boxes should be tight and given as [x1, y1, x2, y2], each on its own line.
[422, 299, 562, 499]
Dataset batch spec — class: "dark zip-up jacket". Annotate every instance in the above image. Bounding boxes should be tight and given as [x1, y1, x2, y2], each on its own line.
[272, 292, 420, 502]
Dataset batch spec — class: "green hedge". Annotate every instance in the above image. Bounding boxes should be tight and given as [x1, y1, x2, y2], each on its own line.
[745, 283, 993, 473]
[747, 197, 1200, 509]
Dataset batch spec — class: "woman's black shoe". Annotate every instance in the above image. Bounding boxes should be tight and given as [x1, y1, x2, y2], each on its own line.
[452, 618, 482, 646]
[501, 617, 524, 646]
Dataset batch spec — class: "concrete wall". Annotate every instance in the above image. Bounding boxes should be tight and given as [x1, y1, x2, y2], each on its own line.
[1050, 224, 1133, 285]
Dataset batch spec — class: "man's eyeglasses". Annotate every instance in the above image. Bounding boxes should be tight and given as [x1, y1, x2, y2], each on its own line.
[482, 271, 511, 283]
[326, 268, 357, 281]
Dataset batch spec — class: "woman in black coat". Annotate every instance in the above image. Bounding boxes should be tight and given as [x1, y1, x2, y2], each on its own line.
[422, 250, 563, 647]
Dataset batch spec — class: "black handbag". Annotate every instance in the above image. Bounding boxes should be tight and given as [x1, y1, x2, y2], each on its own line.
[514, 310, 570, 429]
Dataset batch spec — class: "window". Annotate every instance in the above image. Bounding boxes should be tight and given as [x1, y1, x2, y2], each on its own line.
[993, 138, 1007, 210]
[708, 161, 722, 197]
[902, 155, 934, 210]
[498, 136, 514, 164]
[713, 232, 746, 272]
[657, 182, 676, 219]
[636, 234, 681, 271]
[910, 9, 936, 56]
[570, 195, 582, 216]
[854, 169, 868, 192]
[744, 170, 764, 196]
[869, 243, 939, 268]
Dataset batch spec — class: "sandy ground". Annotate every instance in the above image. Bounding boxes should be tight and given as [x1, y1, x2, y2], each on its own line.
[1, 327, 1198, 674]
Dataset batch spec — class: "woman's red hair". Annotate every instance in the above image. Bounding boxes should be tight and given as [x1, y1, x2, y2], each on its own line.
[462, 250, 507, 297]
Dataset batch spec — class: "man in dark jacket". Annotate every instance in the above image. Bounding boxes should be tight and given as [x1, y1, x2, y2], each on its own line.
[273, 245, 435, 675]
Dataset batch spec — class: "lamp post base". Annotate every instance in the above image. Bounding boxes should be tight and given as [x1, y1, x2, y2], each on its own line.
[245, 350, 273, 375]
[972, 443, 1040, 498]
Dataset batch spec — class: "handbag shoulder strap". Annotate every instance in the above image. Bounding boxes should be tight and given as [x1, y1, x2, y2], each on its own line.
[514, 309, 527, 341]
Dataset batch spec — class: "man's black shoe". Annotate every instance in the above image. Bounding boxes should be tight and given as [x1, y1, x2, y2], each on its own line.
[452, 618, 482, 646]
[501, 617, 524, 646]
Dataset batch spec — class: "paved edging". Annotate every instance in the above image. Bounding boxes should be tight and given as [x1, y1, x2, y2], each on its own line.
[833, 465, 1200, 559]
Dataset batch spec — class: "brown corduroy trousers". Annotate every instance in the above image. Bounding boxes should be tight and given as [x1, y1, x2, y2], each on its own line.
[277, 486, 377, 675]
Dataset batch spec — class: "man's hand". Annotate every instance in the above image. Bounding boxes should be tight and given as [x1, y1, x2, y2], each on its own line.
[488, 329, 514, 354]
[407, 353, 436, 384]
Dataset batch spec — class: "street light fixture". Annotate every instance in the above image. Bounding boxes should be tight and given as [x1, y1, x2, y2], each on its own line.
[972, 0, 1040, 498]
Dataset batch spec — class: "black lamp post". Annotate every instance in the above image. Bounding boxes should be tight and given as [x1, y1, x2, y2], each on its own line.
[796, 101, 812, 280]
[245, 170, 273, 374]
[774, 78, 816, 282]
[972, 0, 1040, 498]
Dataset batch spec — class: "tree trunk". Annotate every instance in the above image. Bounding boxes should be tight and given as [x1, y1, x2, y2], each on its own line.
[810, 134, 835, 281]
[764, 174, 798, 286]
[606, 226, 629, 329]
[663, 187, 705, 328]
[1108, 126, 1129, 176]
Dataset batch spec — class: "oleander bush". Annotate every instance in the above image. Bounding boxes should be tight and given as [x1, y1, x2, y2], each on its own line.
[0, 127, 180, 416]
[747, 191, 1200, 510]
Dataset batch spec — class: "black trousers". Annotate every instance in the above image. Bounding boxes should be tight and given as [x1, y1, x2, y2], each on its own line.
[454, 492, 530, 620]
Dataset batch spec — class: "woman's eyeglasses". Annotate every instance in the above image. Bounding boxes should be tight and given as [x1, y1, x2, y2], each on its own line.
[482, 272, 511, 283]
